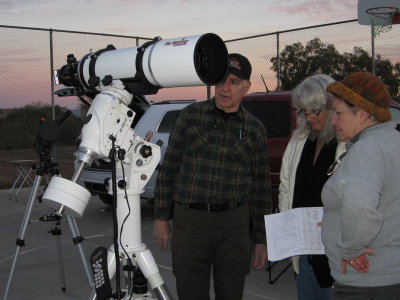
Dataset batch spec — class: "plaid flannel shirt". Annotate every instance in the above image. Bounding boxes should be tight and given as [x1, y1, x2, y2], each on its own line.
[154, 98, 272, 244]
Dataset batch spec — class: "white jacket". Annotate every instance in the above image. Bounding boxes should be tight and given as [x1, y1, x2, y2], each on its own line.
[278, 131, 346, 273]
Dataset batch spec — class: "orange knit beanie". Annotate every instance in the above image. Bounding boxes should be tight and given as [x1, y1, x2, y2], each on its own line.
[327, 72, 391, 122]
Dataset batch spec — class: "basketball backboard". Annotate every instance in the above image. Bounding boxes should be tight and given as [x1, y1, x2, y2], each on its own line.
[358, 0, 400, 25]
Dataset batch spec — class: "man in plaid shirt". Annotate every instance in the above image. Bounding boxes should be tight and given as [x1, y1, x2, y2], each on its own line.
[153, 53, 272, 300]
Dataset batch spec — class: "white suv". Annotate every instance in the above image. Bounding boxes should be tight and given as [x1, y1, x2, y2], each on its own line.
[78, 99, 196, 205]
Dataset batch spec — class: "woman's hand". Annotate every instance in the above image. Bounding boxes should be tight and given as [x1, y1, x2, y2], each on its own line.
[341, 247, 374, 273]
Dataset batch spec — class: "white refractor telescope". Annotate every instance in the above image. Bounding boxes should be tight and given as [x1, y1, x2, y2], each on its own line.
[42, 33, 228, 300]
[57, 33, 228, 96]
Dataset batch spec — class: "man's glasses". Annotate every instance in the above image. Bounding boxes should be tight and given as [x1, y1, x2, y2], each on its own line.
[298, 108, 325, 118]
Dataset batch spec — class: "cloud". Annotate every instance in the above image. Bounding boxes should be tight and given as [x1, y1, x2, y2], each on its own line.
[1, 0, 359, 41]
[267, 0, 357, 21]
[0, 0, 14, 10]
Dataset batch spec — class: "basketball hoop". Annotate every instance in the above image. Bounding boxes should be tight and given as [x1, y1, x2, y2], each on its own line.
[366, 6, 400, 37]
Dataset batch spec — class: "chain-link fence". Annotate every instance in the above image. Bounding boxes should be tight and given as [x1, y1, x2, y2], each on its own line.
[1, 20, 399, 111]
[1, 20, 399, 188]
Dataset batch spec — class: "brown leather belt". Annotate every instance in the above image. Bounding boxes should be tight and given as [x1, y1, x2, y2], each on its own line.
[177, 202, 242, 212]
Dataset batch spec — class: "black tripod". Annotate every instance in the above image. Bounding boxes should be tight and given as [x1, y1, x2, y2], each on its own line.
[3, 112, 94, 300]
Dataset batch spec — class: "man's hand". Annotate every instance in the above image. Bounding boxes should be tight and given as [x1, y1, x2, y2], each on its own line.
[153, 219, 171, 251]
[341, 247, 374, 273]
[253, 243, 268, 269]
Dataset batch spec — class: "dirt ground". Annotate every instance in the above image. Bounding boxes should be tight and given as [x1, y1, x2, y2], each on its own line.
[0, 146, 76, 189]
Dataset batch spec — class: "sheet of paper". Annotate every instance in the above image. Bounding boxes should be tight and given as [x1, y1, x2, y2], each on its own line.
[264, 207, 325, 261]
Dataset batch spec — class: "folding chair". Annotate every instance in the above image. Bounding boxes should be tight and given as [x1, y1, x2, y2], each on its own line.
[9, 160, 36, 200]
[266, 179, 293, 284]
[266, 258, 292, 284]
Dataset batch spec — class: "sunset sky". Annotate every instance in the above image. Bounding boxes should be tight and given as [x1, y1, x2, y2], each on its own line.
[2, 0, 394, 109]
[1, 0, 359, 41]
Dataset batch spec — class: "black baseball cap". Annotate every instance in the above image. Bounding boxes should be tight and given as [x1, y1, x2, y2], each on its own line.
[227, 53, 252, 81]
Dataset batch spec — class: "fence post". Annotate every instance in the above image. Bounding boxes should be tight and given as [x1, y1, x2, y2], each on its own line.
[371, 23, 376, 75]
[50, 28, 55, 120]
[276, 32, 281, 91]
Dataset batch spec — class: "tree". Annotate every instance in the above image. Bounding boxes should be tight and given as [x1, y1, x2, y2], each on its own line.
[271, 38, 400, 99]
[270, 38, 344, 90]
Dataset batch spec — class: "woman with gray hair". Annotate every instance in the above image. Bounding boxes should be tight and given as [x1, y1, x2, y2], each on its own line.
[278, 74, 345, 300]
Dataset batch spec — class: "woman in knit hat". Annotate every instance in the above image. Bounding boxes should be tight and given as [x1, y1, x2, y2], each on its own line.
[279, 73, 346, 300]
[321, 72, 400, 299]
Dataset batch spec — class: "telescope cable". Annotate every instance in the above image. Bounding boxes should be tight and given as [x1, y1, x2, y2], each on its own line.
[118, 158, 138, 300]
[109, 137, 122, 299]
[118, 156, 137, 298]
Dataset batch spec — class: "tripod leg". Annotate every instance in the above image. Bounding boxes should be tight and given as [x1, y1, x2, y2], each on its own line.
[86, 287, 97, 300]
[65, 215, 94, 287]
[137, 249, 173, 300]
[3, 174, 43, 300]
[53, 228, 67, 291]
